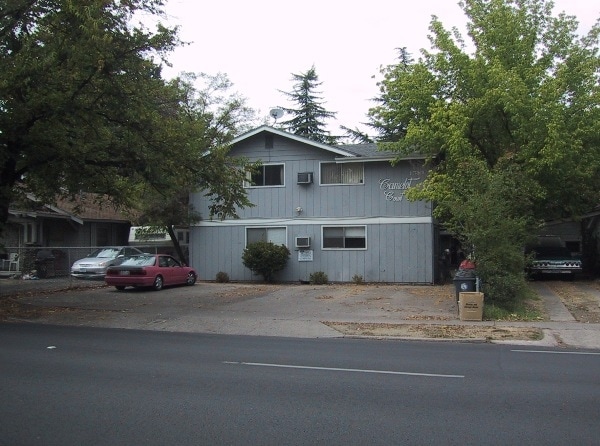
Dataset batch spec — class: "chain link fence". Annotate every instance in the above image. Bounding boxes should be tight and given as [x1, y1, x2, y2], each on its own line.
[0, 245, 168, 279]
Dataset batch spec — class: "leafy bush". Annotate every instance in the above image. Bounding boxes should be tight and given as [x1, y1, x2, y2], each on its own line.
[242, 241, 290, 282]
[309, 271, 328, 285]
[418, 165, 535, 309]
[215, 271, 229, 283]
[352, 274, 364, 284]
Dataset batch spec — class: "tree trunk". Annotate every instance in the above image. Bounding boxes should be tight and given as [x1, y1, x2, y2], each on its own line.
[0, 157, 18, 239]
[167, 226, 188, 266]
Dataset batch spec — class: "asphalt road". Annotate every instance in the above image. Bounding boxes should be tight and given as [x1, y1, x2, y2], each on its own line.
[1, 324, 599, 445]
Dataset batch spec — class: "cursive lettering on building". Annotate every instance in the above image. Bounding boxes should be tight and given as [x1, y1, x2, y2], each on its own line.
[379, 177, 420, 202]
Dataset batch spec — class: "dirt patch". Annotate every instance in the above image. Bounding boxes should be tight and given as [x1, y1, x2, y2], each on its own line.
[323, 321, 544, 341]
[0, 283, 110, 321]
[544, 281, 600, 323]
[403, 284, 455, 300]
[213, 284, 278, 301]
[0, 297, 83, 321]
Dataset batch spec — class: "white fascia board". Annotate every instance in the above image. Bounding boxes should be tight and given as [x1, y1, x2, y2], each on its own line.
[45, 204, 84, 225]
[333, 154, 429, 163]
[194, 216, 433, 227]
[23, 192, 84, 224]
[230, 125, 355, 157]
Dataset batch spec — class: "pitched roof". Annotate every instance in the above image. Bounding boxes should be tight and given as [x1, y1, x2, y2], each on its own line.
[9, 193, 131, 224]
[337, 143, 401, 159]
[230, 126, 356, 157]
[230, 126, 427, 162]
[54, 195, 131, 222]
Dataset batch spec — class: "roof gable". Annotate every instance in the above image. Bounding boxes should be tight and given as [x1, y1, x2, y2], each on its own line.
[230, 126, 355, 157]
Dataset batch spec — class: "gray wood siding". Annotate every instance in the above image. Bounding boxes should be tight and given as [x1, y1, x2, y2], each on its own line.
[192, 137, 432, 221]
[191, 222, 433, 284]
[190, 130, 435, 284]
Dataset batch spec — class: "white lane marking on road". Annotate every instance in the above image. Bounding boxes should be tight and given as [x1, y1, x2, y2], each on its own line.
[223, 361, 464, 378]
[512, 349, 600, 356]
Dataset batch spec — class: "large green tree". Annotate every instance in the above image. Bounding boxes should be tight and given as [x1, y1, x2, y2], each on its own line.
[278, 65, 337, 144]
[367, 47, 414, 142]
[134, 73, 258, 263]
[369, 0, 600, 304]
[0, 0, 252, 241]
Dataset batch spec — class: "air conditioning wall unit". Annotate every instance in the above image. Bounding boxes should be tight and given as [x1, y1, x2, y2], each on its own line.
[297, 172, 313, 184]
[295, 236, 311, 248]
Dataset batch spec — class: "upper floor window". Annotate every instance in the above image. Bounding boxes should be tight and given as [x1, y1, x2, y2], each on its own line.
[320, 162, 364, 185]
[245, 163, 284, 187]
[322, 226, 366, 249]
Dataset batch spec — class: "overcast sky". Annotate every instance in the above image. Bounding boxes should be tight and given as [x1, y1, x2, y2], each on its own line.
[158, 0, 599, 136]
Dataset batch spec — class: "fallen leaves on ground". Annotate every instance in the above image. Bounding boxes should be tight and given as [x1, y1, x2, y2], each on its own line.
[323, 321, 543, 341]
[0, 297, 79, 321]
[214, 285, 278, 300]
[403, 284, 455, 299]
[544, 281, 600, 323]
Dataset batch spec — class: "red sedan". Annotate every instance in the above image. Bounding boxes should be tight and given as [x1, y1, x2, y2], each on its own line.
[105, 254, 197, 291]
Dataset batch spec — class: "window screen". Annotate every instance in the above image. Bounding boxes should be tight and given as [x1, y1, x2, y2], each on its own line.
[247, 227, 287, 246]
[322, 226, 366, 249]
[321, 163, 363, 185]
[247, 164, 284, 187]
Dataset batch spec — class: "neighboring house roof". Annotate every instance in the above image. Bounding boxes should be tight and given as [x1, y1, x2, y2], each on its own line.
[8, 193, 131, 225]
[582, 204, 600, 219]
[55, 195, 131, 222]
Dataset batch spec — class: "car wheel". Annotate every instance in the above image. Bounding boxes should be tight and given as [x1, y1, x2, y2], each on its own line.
[152, 275, 163, 291]
[115, 286, 126, 291]
[186, 272, 196, 286]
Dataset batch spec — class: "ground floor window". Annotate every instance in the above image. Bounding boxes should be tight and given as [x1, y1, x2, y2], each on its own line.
[246, 227, 287, 246]
[322, 226, 366, 249]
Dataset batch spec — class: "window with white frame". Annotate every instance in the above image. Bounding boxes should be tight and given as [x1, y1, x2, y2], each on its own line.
[245, 164, 284, 187]
[246, 227, 287, 246]
[24, 222, 38, 244]
[322, 226, 366, 249]
[320, 162, 364, 185]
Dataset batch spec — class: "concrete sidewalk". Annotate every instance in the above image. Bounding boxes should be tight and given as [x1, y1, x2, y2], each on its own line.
[1, 277, 599, 350]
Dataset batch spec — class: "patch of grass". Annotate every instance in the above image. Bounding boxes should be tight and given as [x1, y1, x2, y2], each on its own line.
[483, 300, 544, 321]
[483, 284, 544, 321]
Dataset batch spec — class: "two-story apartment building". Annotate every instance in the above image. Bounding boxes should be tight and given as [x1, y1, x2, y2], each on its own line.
[190, 126, 438, 283]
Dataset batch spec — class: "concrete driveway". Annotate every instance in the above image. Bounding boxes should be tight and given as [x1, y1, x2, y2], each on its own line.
[2, 278, 600, 349]
[1, 281, 455, 335]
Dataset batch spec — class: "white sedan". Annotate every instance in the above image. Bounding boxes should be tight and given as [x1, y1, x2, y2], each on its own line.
[71, 246, 145, 279]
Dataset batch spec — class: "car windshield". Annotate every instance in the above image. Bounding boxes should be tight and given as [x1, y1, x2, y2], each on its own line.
[531, 247, 572, 258]
[118, 255, 156, 267]
[89, 248, 121, 258]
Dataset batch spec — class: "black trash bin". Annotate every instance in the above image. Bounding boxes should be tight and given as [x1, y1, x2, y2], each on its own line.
[453, 269, 477, 301]
[35, 250, 55, 278]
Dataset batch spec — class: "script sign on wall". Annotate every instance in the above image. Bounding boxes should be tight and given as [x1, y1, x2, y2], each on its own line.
[378, 177, 420, 202]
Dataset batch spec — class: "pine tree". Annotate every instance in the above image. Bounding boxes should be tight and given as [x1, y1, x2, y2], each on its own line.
[278, 66, 337, 144]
